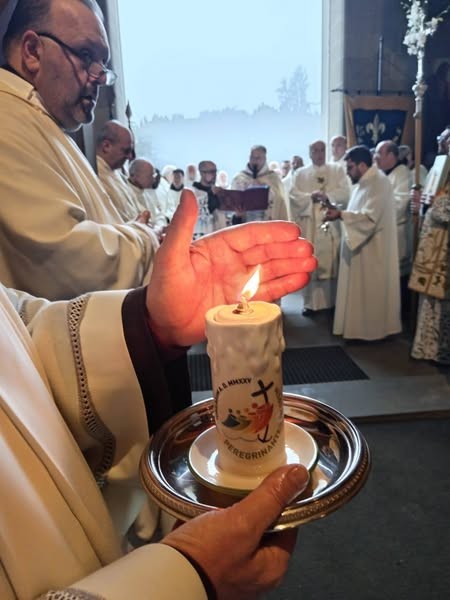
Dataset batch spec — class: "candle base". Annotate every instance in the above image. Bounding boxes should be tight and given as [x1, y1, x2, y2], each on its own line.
[188, 421, 318, 496]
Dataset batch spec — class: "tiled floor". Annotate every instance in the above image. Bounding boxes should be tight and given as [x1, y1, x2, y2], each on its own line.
[191, 291, 450, 421]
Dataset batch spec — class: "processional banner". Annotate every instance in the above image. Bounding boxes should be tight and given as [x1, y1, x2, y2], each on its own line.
[344, 95, 415, 149]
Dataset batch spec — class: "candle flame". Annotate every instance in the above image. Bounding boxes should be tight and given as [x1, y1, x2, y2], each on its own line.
[240, 265, 261, 301]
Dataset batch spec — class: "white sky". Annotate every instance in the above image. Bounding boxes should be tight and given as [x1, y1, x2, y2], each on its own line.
[117, 1, 322, 120]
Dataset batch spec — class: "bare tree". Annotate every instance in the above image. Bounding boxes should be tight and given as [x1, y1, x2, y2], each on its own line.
[277, 66, 309, 113]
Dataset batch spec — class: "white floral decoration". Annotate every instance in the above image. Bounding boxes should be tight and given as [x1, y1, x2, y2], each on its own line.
[402, 0, 447, 55]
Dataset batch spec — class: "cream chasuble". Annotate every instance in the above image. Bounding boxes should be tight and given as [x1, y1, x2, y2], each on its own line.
[231, 164, 289, 222]
[0, 69, 156, 300]
[290, 163, 351, 310]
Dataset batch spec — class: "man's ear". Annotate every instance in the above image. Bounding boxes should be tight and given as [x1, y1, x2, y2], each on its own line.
[21, 31, 43, 75]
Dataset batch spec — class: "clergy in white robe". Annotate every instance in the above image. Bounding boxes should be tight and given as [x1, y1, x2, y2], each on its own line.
[387, 162, 413, 278]
[154, 170, 171, 220]
[324, 146, 401, 340]
[374, 141, 413, 276]
[0, 69, 157, 300]
[330, 135, 347, 167]
[290, 141, 351, 312]
[96, 120, 144, 221]
[131, 184, 167, 234]
[128, 158, 168, 239]
[97, 155, 142, 221]
[231, 145, 289, 222]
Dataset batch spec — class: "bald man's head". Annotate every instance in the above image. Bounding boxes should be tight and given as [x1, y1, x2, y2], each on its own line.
[129, 158, 155, 189]
[97, 120, 134, 170]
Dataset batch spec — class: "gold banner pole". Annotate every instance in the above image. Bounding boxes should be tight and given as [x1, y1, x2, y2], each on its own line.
[410, 48, 427, 328]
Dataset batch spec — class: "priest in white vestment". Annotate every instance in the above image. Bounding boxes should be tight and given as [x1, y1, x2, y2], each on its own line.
[0, 68, 156, 300]
[330, 135, 348, 168]
[374, 141, 413, 276]
[290, 140, 351, 313]
[324, 146, 401, 340]
[231, 145, 289, 222]
[375, 140, 414, 319]
[96, 120, 142, 221]
[128, 158, 168, 240]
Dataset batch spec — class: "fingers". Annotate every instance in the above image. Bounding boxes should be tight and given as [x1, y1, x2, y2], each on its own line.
[242, 237, 314, 264]
[160, 189, 198, 256]
[220, 221, 302, 252]
[256, 272, 312, 302]
[257, 255, 318, 284]
[230, 465, 309, 538]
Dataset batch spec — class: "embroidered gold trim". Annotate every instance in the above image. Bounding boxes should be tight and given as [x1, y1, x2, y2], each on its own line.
[68, 296, 115, 487]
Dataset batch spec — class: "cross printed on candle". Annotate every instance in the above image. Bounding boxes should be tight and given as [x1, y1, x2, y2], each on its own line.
[252, 379, 274, 443]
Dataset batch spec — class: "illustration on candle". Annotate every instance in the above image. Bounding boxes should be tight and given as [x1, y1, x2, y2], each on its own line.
[221, 379, 275, 442]
[205, 266, 286, 476]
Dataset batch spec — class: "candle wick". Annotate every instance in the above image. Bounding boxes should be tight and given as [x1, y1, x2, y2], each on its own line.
[233, 295, 252, 314]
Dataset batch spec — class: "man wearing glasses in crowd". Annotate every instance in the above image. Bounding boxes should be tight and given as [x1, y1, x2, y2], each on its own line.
[0, 0, 158, 301]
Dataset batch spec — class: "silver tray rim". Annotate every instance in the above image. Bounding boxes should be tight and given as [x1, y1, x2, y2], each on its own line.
[140, 393, 371, 531]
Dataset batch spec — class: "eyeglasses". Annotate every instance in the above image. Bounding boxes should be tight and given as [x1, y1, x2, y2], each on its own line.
[36, 32, 117, 86]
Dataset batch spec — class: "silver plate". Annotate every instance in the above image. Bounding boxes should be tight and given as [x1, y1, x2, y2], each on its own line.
[140, 393, 371, 531]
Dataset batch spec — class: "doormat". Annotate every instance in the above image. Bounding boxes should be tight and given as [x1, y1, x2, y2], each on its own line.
[188, 345, 369, 391]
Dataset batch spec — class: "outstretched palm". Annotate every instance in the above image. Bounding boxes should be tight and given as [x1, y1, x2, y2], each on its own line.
[147, 191, 316, 347]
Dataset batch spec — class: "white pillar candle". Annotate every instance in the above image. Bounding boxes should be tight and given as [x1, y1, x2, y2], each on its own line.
[205, 278, 286, 477]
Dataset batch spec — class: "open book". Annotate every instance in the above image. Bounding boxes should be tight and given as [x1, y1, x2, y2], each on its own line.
[218, 186, 269, 212]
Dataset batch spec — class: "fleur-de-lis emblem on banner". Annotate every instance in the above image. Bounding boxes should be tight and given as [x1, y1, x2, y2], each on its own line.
[366, 113, 386, 145]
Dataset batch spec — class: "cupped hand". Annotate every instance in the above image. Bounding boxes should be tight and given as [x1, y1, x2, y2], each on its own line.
[146, 190, 316, 347]
[162, 464, 309, 600]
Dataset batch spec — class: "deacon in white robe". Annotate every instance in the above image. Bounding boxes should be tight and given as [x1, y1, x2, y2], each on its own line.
[324, 147, 401, 340]
[0, 69, 157, 300]
[231, 145, 289, 222]
[290, 140, 350, 312]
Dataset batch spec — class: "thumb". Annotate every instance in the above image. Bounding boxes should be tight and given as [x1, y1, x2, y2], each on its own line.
[162, 189, 198, 253]
[234, 465, 309, 536]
